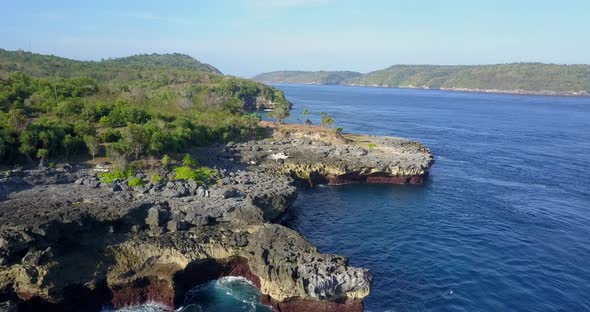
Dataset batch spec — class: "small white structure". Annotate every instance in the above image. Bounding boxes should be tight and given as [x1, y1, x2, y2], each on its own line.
[269, 152, 289, 163]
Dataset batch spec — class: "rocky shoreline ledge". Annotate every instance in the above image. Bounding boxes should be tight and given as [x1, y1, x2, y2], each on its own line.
[0, 124, 433, 312]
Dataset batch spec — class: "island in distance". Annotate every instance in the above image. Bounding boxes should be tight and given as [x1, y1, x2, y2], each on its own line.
[252, 63, 590, 96]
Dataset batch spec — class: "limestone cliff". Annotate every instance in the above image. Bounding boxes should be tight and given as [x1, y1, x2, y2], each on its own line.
[0, 126, 434, 311]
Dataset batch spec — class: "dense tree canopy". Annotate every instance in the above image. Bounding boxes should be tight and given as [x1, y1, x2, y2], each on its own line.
[0, 50, 290, 166]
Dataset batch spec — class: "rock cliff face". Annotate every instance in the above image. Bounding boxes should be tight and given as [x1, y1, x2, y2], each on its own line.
[238, 123, 433, 186]
[242, 95, 292, 111]
[0, 125, 433, 311]
[0, 167, 369, 311]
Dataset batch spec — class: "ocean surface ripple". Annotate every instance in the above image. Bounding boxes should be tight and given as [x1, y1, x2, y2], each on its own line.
[279, 85, 590, 312]
[126, 85, 590, 311]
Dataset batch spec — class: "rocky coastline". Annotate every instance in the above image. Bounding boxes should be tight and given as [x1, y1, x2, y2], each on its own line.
[0, 124, 433, 312]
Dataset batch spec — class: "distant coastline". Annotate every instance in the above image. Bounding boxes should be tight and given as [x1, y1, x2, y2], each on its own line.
[253, 64, 590, 97]
[263, 82, 590, 97]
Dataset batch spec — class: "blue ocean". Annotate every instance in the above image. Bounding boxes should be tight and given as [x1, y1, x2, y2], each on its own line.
[125, 85, 590, 311]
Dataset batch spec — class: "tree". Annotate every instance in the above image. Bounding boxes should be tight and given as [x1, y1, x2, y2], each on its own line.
[19, 131, 37, 164]
[8, 108, 27, 130]
[301, 108, 311, 124]
[84, 135, 100, 161]
[63, 134, 82, 160]
[269, 100, 290, 124]
[37, 148, 48, 168]
[38, 130, 56, 151]
[301, 108, 311, 125]
[106, 141, 130, 169]
[125, 123, 149, 160]
[320, 112, 335, 128]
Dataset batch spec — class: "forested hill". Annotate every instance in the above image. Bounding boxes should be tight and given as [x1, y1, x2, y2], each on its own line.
[102, 53, 222, 74]
[254, 63, 590, 96]
[0, 49, 290, 165]
[0, 49, 221, 78]
[252, 71, 362, 85]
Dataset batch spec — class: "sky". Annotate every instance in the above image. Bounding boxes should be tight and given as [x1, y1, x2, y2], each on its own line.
[1, 0, 589, 77]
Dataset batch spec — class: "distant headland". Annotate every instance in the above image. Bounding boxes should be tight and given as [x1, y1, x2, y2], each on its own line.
[252, 63, 590, 96]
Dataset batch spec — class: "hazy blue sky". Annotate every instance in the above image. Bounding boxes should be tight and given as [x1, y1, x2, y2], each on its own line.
[1, 0, 589, 76]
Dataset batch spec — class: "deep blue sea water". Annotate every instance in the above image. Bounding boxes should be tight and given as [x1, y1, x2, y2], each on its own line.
[124, 85, 590, 312]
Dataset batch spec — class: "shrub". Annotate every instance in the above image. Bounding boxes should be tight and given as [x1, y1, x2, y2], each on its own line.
[98, 168, 133, 184]
[174, 166, 217, 185]
[367, 143, 377, 149]
[174, 166, 196, 181]
[150, 172, 163, 184]
[127, 177, 145, 187]
[321, 112, 335, 128]
[161, 154, 172, 167]
[182, 154, 198, 167]
[100, 128, 121, 143]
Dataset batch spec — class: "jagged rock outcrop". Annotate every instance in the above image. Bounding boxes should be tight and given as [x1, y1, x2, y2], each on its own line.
[236, 123, 434, 186]
[0, 165, 368, 311]
[0, 125, 433, 311]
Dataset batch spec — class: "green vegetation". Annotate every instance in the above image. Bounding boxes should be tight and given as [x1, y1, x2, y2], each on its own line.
[36, 148, 48, 167]
[161, 154, 172, 168]
[83, 135, 100, 161]
[150, 172, 163, 184]
[254, 64, 590, 95]
[0, 49, 221, 79]
[252, 71, 362, 85]
[169, 153, 217, 185]
[367, 143, 377, 149]
[98, 168, 134, 184]
[102, 53, 222, 74]
[269, 99, 290, 123]
[182, 154, 198, 167]
[320, 112, 335, 128]
[173, 166, 217, 185]
[127, 177, 145, 187]
[0, 49, 290, 165]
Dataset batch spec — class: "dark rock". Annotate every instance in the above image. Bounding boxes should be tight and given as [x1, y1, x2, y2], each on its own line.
[21, 249, 43, 265]
[222, 188, 243, 199]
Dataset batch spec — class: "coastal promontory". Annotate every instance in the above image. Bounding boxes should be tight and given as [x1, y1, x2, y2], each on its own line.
[0, 123, 433, 311]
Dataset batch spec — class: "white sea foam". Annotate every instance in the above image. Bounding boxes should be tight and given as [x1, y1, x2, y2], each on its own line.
[103, 301, 173, 312]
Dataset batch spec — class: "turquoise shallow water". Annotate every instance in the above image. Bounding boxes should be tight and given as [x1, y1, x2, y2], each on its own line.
[111, 277, 272, 312]
[127, 85, 590, 311]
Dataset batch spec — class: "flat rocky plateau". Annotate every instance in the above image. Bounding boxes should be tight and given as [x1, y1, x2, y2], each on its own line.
[0, 124, 433, 312]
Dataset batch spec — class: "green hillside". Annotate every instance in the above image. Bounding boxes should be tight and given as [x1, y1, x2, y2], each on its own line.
[0, 49, 222, 80]
[103, 53, 222, 74]
[347, 63, 590, 95]
[254, 64, 590, 96]
[252, 70, 362, 85]
[0, 49, 289, 165]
